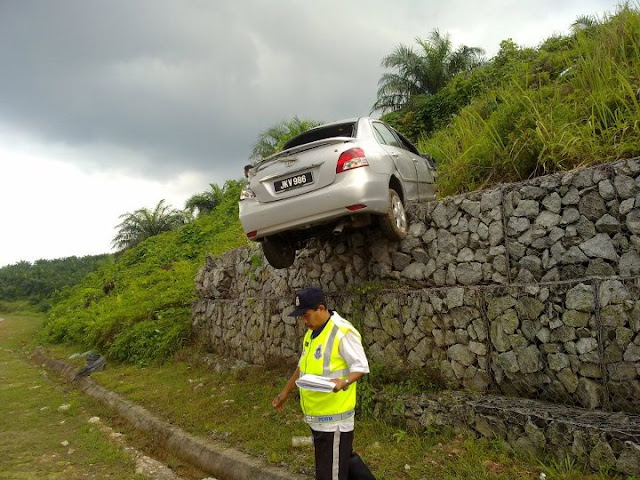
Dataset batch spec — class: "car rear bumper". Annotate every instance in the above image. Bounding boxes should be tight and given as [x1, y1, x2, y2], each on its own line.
[239, 170, 390, 239]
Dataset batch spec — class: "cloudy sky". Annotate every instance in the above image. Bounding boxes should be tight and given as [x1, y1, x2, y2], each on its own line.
[0, 0, 620, 267]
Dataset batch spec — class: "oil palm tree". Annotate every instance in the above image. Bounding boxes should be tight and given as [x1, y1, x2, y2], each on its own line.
[250, 116, 322, 162]
[185, 183, 224, 217]
[372, 29, 485, 113]
[112, 199, 187, 251]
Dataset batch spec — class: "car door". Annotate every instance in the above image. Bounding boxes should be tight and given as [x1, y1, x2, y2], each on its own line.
[371, 121, 419, 201]
[392, 130, 437, 201]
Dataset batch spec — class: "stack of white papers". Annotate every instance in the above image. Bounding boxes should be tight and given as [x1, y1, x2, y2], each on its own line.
[296, 374, 336, 392]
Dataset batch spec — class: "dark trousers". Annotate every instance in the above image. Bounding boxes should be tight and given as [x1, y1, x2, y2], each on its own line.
[310, 429, 375, 480]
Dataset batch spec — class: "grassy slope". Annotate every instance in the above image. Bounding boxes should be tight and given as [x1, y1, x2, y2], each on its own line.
[387, 6, 640, 197]
[40, 187, 248, 365]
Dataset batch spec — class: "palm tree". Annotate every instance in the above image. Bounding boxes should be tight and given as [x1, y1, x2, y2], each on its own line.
[572, 14, 599, 32]
[185, 183, 224, 217]
[112, 199, 187, 251]
[250, 116, 322, 162]
[372, 29, 485, 113]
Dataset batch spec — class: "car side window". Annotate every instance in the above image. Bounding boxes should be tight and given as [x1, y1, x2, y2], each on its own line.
[393, 129, 420, 155]
[372, 123, 401, 148]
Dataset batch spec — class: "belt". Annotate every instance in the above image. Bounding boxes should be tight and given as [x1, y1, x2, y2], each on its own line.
[304, 410, 355, 424]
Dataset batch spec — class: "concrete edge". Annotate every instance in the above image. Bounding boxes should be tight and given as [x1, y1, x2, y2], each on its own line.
[31, 347, 308, 480]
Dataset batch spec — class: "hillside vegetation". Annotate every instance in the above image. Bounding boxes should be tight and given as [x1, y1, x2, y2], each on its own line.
[40, 182, 247, 365]
[0, 254, 108, 311]
[38, 5, 640, 365]
[384, 5, 640, 196]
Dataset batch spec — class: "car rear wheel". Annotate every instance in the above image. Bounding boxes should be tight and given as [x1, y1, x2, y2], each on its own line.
[262, 236, 296, 269]
[379, 188, 408, 241]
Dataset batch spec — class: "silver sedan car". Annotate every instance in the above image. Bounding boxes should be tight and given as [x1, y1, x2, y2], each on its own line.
[239, 117, 437, 268]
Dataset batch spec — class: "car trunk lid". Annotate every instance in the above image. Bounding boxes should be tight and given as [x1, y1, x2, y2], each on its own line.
[251, 138, 353, 203]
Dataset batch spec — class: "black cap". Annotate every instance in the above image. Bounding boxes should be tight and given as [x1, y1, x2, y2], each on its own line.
[289, 287, 325, 317]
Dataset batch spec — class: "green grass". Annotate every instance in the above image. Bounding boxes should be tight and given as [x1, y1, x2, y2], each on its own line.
[41, 337, 634, 480]
[383, 5, 640, 197]
[0, 312, 145, 479]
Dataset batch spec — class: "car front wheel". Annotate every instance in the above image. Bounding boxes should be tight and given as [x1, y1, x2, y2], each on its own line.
[379, 188, 408, 241]
[262, 236, 296, 269]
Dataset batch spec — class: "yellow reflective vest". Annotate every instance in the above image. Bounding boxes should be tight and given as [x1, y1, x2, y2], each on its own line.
[298, 312, 359, 424]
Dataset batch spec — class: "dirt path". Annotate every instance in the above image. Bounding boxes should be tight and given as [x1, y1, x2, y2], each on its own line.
[0, 311, 186, 480]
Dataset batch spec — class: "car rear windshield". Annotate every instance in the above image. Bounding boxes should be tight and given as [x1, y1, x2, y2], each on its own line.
[283, 122, 356, 150]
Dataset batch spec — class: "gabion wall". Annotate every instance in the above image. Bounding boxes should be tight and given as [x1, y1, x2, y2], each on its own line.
[192, 159, 640, 475]
[193, 157, 640, 414]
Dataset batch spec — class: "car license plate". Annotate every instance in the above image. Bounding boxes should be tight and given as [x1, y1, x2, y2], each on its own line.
[274, 172, 313, 193]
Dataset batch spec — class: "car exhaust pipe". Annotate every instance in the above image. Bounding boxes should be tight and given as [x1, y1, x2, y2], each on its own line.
[332, 221, 346, 235]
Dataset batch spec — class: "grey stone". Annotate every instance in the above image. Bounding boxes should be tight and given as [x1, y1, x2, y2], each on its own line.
[461, 200, 480, 217]
[542, 192, 562, 213]
[624, 343, 640, 362]
[497, 351, 519, 373]
[535, 211, 562, 229]
[447, 344, 475, 367]
[599, 279, 629, 306]
[457, 247, 475, 262]
[513, 199, 539, 218]
[518, 345, 542, 373]
[562, 187, 581, 205]
[576, 215, 597, 239]
[616, 445, 640, 475]
[626, 210, 640, 235]
[595, 214, 620, 233]
[566, 284, 595, 312]
[589, 440, 616, 471]
[579, 233, 619, 261]
[481, 189, 502, 210]
[620, 198, 635, 215]
[432, 204, 451, 228]
[561, 246, 589, 264]
[557, 368, 579, 393]
[507, 216, 530, 233]
[615, 174, 639, 199]
[620, 249, 640, 277]
[547, 353, 571, 372]
[401, 262, 427, 280]
[579, 191, 607, 221]
[598, 179, 616, 200]
[456, 263, 483, 286]
[519, 256, 542, 277]
[488, 221, 504, 246]
[469, 340, 487, 356]
[577, 378, 603, 409]
[515, 297, 544, 320]
[576, 337, 598, 355]
[585, 259, 616, 277]
[392, 252, 412, 271]
[562, 207, 580, 225]
[445, 288, 465, 309]
[563, 310, 590, 328]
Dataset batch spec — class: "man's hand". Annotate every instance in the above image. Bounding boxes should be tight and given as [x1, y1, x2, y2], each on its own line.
[272, 392, 287, 412]
[330, 378, 347, 393]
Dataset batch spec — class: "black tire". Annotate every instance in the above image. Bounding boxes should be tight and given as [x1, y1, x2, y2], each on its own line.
[262, 236, 296, 269]
[379, 188, 408, 241]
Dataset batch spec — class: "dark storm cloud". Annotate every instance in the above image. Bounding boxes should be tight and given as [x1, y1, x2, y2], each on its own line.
[0, 0, 618, 181]
[0, 0, 391, 181]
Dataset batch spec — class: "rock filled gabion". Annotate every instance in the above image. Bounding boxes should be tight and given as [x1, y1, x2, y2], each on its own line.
[192, 157, 640, 475]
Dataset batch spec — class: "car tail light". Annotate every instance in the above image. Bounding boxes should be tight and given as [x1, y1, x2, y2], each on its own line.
[247, 231, 257, 239]
[346, 204, 367, 211]
[336, 148, 368, 173]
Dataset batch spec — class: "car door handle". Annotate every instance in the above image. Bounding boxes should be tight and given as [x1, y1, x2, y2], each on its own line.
[390, 152, 399, 158]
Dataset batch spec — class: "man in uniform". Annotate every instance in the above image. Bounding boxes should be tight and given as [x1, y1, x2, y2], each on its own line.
[272, 287, 375, 480]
